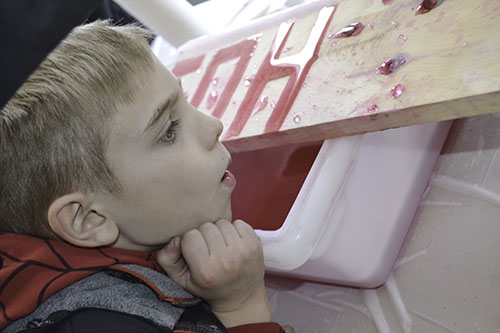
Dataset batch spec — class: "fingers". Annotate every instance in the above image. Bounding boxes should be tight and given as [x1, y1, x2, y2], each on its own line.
[233, 219, 259, 240]
[156, 237, 189, 287]
[199, 221, 229, 250]
[180, 228, 211, 273]
[215, 219, 241, 246]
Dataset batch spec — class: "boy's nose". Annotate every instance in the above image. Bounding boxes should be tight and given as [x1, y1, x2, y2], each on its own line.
[199, 111, 223, 149]
[214, 118, 223, 140]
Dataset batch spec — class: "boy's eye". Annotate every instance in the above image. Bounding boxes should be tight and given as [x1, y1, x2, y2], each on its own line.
[160, 119, 180, 144]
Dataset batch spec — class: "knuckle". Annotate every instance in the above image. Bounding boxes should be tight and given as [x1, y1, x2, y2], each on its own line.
[215, 219, 230, 228]
[221, 255, 238, 272]
[199, 221, 215, 232]
[183, 229, 199, 241]
[235, 219, 254, 233]
[197, 268, 218, 288]
[233, 219, 247, 227]
[156, 251, 168, 265]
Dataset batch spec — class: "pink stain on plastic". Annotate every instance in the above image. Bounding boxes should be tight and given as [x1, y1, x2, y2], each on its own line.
[377, 55, 406, 75]
[382, 0, 391, 4]
[231, 101, 238, 108]
[206, 91, 219, 109]
[251, 95, 268, 115]
[293, 114, 302, 123]
[390, 84, 405, 98]
[283, 46, 293, 53]
[462, 41, 468, 47]
[330, 22, 365, 39]
[312, 105, 318, 110]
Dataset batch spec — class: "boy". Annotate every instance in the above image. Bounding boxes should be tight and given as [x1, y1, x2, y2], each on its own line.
[0, 21, 286, 332]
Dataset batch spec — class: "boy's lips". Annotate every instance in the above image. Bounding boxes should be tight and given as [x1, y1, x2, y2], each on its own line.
[220, 151, 235, 187]
[221, 170, 237, 188]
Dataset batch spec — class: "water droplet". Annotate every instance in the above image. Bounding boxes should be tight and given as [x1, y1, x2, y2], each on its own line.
[398, 34, 408, 41]
[352, 50, 357, 56]
[390, 84, 405, 98]
[382, 0, 391, 4]
[392, 21, 399, 28]
[243, 75, 254, 86]
[330, 41, 337, 47]
[331, 22, 365, 38]
[367, 23, 374, 29]
[211, 76, 218, 86]
[249, 53, 254, 57]
[270, 101, 276, 108]
[377, 55, 406, 75]
[252, 95, 268, 115]
[206, 91, 218, 109]
[196, 69, 202, 74]
[231, 101, 237, 108]
[312, 105, 318, 110]
[253, 44, 257, 49]
[302, 82, 307, 87]
[249, 34, 262, 42]
[367, 104, 379, 113]
[283, 46, 293, 53]
[293, 114, 302, 123]
[462, 41, 468, 47]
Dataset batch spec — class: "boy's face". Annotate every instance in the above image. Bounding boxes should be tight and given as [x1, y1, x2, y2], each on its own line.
[99, 58, 235, 251]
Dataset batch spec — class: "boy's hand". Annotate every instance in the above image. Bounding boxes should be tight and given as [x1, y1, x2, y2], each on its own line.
[157, 219, 272, 327]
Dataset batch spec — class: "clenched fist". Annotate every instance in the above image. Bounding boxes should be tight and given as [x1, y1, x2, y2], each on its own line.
[157, 219, 271, 328]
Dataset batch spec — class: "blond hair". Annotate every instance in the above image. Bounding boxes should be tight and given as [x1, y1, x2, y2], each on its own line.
[0, 21, 154, 238]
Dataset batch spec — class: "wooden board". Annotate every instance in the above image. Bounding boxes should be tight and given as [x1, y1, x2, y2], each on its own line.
[170, 0, 500, 152]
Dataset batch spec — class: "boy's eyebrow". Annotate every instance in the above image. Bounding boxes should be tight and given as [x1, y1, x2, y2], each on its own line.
[144, 91, 178, 134]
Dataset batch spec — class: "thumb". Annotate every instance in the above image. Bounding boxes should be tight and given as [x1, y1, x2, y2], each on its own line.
[157, 237, 189, 287]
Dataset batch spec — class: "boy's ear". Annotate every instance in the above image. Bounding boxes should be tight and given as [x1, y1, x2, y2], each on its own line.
[47, 193, 119, 248]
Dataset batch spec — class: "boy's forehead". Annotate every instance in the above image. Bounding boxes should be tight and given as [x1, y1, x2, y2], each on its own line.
[111, 63, 180, 137]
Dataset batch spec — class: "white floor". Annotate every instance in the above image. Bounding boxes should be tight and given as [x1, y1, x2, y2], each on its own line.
[265, 112, 500, 332]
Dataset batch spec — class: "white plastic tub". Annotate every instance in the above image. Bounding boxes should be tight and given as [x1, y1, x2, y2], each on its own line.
[230, 121, 451, 288]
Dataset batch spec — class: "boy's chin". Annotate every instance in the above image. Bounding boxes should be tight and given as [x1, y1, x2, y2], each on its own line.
[223, 208, 233, 222]
[221, 204, 233, 222]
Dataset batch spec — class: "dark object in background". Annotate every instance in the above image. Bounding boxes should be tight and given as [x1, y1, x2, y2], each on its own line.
[0, 0, 143, 111]
[87, 0, 147, 28]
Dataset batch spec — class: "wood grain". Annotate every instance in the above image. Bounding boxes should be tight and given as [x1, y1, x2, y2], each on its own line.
[171, 0, 500, 152]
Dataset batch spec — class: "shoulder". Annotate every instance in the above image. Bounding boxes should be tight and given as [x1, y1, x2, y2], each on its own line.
[17, 308, 172, 333]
